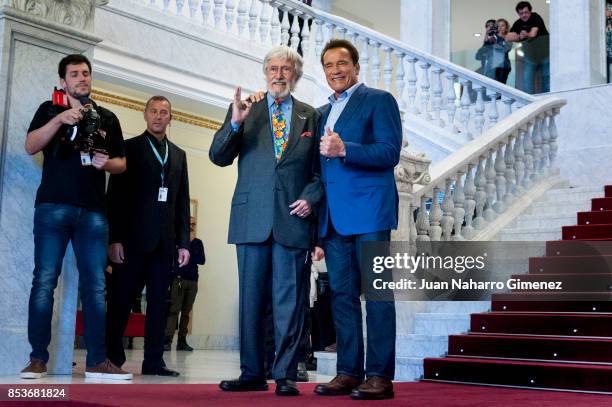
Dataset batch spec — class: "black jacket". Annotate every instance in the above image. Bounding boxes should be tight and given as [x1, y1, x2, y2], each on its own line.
[107, 132, 190, 253]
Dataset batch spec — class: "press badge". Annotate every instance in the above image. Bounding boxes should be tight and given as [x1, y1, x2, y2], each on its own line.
[80, 152, 92, 166]
[158, 187, 168, 202]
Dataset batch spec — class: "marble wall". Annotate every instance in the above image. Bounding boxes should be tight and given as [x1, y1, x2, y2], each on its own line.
[552, 83, 612, 187]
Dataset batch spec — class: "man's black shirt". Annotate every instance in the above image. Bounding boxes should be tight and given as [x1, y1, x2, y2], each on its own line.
[27, 100, 125, 212]
[510, 12, 549, 37]
[144, 131, 170, 185]
[174, 238, 205, 281]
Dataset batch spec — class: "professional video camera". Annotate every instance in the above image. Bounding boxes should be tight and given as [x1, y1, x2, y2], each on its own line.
[68, 96, 108, 157]
[487, 23, 499, 37]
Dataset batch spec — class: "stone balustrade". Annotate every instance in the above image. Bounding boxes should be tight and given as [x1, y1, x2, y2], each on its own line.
[139, 0, 538, 143]
[394, 98, 566, 245]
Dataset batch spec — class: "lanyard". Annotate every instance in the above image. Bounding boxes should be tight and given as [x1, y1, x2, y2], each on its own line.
[146, 136, 169, 186]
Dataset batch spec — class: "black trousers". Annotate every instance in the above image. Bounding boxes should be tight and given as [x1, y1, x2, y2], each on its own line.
[106, 244, 173, 370]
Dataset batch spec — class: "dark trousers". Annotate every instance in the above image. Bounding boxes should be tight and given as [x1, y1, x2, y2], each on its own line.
[165, 277, 198, 339]
[323, 226, 396, 380]
[106, 244, 173, 370]
[236, 238, 308, 381]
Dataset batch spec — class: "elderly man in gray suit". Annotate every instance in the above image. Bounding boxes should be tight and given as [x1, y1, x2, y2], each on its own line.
[210, 45, 322, 397]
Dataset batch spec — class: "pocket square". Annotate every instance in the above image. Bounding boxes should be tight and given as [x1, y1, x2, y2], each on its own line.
[300, 131, 313, 138]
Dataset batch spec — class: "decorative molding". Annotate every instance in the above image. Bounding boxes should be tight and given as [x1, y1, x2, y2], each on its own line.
[4, 0, 96, 31]
[91, 89, 222, 130]
[394, 149, 431, 194]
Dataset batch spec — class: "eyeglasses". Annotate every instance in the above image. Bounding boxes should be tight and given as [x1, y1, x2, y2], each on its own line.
[267, 65, 293, 75]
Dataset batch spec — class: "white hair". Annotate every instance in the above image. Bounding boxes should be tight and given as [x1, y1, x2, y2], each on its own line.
[262, 45, 304, 87]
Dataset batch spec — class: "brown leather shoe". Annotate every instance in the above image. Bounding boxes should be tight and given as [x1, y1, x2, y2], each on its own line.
[314, 374, 363, 396]
[350, 376, 394, 400]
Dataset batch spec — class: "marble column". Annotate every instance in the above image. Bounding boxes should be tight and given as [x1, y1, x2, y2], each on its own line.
[400, 0, 451, 60]
[0, 1, 103, 375]
[549, 0, 608, 91]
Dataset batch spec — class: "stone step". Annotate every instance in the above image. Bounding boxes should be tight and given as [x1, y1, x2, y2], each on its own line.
[525, 200, 593, 214]
[314, 351, 427, 382]
[413, 313, 471, 336]
[424, 301, 490, 314]
[510, 215, 577, 230]
[396, 334, 448, 358]
[544, 186, 602, 199]
[396, 357, 425, 382]
[498, 230, 562, 241]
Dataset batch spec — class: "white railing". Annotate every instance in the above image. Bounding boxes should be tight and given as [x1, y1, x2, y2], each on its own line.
[139, 0, 538, 142]
[394, 97, 565, 244]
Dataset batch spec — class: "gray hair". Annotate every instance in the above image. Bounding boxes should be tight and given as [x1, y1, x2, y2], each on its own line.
[262, 45, 304, 84]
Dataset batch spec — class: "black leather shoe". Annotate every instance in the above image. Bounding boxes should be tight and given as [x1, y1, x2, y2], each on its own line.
[275, 379, 299, 396]
[219, 378, 268, 392]
[176, 338, 194, 351]
[141, 366, 180, 377]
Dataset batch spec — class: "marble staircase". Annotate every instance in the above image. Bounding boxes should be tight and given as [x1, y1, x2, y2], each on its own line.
[497, 185, 603, 241]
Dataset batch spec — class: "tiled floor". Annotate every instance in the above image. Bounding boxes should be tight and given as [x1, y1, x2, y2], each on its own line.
[0, 349, 334, 384]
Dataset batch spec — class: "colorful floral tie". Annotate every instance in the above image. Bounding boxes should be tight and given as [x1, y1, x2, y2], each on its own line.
[272, 99, 288, 161]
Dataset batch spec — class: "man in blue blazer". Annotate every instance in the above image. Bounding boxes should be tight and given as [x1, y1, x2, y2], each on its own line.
[313, 39, 402, 400]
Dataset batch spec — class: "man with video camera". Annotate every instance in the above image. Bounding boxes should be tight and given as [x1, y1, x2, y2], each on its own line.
[21, 54, 130, 380]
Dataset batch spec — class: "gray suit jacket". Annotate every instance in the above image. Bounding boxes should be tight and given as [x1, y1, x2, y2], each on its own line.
[209, 95, 322, 249]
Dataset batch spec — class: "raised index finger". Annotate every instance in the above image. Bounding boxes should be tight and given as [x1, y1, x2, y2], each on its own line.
[234, 86, 242, 103]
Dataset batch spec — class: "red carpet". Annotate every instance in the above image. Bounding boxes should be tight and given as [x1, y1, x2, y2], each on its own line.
[2, 382, 612, 407]
[423, 185, 612, 392]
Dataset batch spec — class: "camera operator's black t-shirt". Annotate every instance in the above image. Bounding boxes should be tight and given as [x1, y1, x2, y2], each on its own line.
[511, 12, 549, 62]
[27, 100, 125, 212]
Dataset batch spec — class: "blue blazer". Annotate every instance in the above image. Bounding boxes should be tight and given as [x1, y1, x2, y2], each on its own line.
[317, 84, 402, 238]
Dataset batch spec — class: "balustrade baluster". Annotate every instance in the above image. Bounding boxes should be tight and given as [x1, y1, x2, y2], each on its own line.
[522, 122, 534, 189]
[474, 86, 485, 135]
[419, 62, 431, 121]
[530, 118, 542, 181]
[452, 172, 465, 241]
[383, 47, 393, 92]
[459, 79, 472, 139]
[359, 37, 369, 86]
[441, 179, 455, 241]
[406, 57, 419, 114]
[187, 0, 198, 18]
[463, 164, 476, 239]
[483, 149, 497, 221]
[548, 108, 560, 171]
[300, 15, 311, 60]
[248, 0, 259, 41]
[213, 0, 224, 29]
[201, 0, 211, 24]
[488, 91, 499, 126]
[429, 188, 443, 241]
[236, 0, 249, 37]
[314, 19, 324, 59]
[416, 196, 430, 241]
[473, 156, 487, 229]
[493, 143, 506, 213]
[176, 0, 185, 16]
[445, 73, 457, 133]
[513, 128, 526, 196]
[431, 67, 444, 127]
[162, 0, 170, 12]
[289, 11, 301, 50]
[504, 135, 516, 205]
[502, 96, 514, 119]
[280, 8, 290, 45]
[395, 52, 406, 109]
[370, 41, 381, 88]
[539, 114, 550, 175]
[270, 3, 281, 45]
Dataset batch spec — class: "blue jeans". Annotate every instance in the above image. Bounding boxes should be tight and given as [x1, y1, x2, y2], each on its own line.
[521, 57, 549, 94]
[28, 203, 108, 367]
[323, 227, 396, 379]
